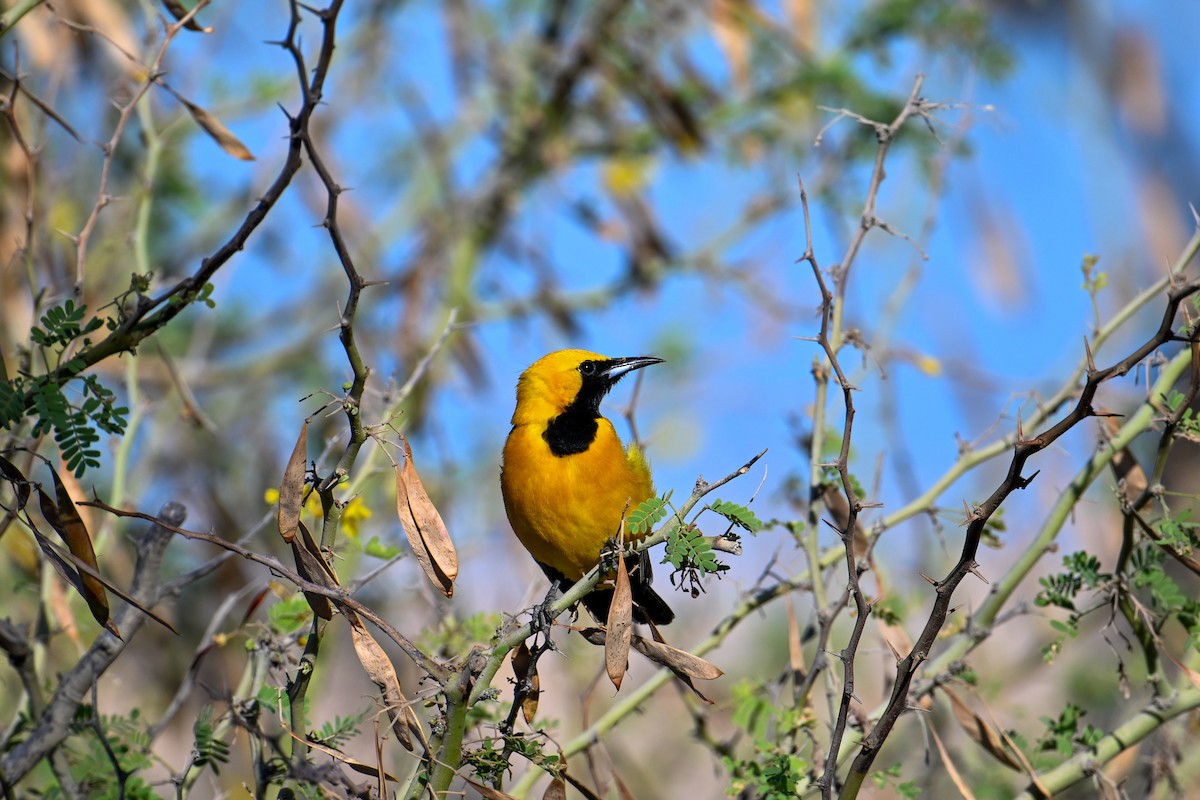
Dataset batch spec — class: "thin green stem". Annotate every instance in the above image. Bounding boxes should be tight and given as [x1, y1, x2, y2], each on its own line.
[0, 0, 46, 36]
[1015, 683, 1200, 800]
[935, 346, 1190, 673]
[427, 675, 472, 797]
[815, 344, 1196, 792]
[876, 227, 1200, 538]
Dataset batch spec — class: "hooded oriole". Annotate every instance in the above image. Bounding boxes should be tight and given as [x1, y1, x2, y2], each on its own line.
[501, 349, 674, 625]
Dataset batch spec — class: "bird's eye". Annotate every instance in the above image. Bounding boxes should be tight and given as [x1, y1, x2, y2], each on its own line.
[579, 361, 596, 376]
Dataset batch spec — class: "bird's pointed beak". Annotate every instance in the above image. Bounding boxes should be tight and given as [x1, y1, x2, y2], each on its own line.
[602, 356, 664, 381]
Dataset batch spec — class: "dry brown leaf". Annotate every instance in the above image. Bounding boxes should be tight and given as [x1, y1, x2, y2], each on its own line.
[27, 508, 180, 636]
[395, 435, 457, 597]
[56, 464, 93, 536]
[576, 623, 721, 701]
[965, 687, 1051, 796]
[29, 508, 119, 639]
[39, 469, 110, 632]
[172, 91, 255, 161]
[943, 687, 1021, 771]
[630, 634, 723, 681]
[464, 778, 520, 800]
[512, 641, 540, 724]
[928, 719, 978, 800]
[579, 627, 607, 647]
[542, 778, 567, 800]
[605, 552, 633, 690]
[347, 614, 417, 752]
[160, 0, 214, 33]
[290, 520, 336, 620]
[277, 421, 308, 544]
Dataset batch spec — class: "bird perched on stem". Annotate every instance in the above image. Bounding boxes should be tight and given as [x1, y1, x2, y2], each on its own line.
[501, 349, 674, 625]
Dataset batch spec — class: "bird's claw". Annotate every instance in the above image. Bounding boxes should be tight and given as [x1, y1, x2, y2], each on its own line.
[531, 585, 561, 646]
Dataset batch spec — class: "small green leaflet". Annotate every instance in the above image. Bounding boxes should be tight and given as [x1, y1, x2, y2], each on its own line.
[709, 499, 762, 533]
[664, 525, 723, 574]
[627, 490, 672, 535]
[364, 535, 401, 559]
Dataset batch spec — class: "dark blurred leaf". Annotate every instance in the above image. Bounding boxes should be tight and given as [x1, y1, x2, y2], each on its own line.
[0, 454, 31, 511]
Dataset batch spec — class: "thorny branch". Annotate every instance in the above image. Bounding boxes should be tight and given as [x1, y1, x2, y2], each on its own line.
[797, 176, 874, 800]
[839, 276, 1200, 796]
[78, 498, 447, 683]
[798, 74, 1200, 797]
[13, 0, 342, 418]
[799, 76, 934, 798]
[67, 0, 212, 297]
[0, 503, 186, 786]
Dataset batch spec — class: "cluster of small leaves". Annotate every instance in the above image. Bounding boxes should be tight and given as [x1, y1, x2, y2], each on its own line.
[1035, 552, 1111, 663]
[869, 764, 921, 799]
[268, 592, 315, 634]
[29, 300, 105, 350]
[626, 490, 672, 535]
[1155, 508, 1199, 555]
[1035, 552, 1109, 612]
[1129, 545, 1195, 617]
[310, 710, 369, 750]
[2, 301, 129, 477]
[872, 595, 904, 626]
[1036, 703, 1103, 760]
[464, 733, 560, 788]
[1080, 253, 1107, 296]
[463, 737, 511, 786]
[255, 685, 287, 718]
[1165, 390, 1200, 442]
[166, 280, 218, 310]
[723, 681, 814, 800]
[665, 524, 728, 597]
[30, 374, 128, 476]
[191, 706, 231, 773]
[38, 708, 158, 800]
[709, 498, 764, 534]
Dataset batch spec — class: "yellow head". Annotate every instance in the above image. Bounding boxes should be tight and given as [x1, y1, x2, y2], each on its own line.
[510, 349, 662, 427]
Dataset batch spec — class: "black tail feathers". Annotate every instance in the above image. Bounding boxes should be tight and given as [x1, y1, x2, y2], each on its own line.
[539, 550, 675, 626]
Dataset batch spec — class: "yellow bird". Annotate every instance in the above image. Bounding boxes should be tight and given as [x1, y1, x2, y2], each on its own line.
[501, 349, 674, 625]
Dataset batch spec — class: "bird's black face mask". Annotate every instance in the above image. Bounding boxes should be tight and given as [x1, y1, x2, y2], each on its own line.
[543, 356, 663, 456]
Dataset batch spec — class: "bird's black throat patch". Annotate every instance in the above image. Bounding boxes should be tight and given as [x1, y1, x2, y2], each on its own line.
[543, 359, 614, 456]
